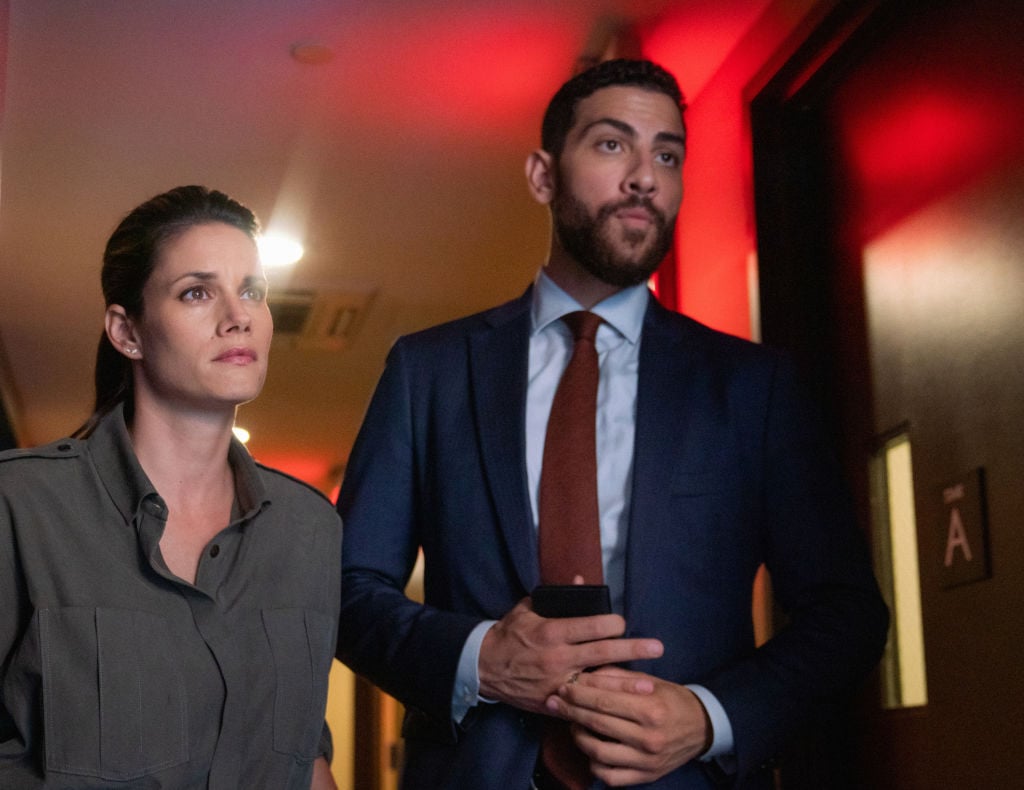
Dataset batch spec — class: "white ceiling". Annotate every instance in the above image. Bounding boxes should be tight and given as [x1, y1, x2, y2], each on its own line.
[0, 0, 769, 491]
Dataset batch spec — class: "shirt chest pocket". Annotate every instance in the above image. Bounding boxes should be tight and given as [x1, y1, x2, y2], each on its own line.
[39, 607, 189, 781]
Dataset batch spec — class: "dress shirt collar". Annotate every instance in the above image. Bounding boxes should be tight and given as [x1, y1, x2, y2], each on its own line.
[88, 402, 269, 526]
[531, 269, 649, 345]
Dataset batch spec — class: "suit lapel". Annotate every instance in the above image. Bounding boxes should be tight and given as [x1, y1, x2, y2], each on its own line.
[624, 300, 703, 622]
[469, 289, 539, 594]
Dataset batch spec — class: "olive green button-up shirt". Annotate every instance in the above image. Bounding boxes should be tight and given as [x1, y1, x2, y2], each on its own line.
[0, 405, 341, 788]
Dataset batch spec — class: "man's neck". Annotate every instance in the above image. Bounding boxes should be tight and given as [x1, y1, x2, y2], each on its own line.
[542, 251, 623, 310]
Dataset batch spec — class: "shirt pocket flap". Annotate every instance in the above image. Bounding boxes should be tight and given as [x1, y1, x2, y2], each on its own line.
[40, 607, 189, 780]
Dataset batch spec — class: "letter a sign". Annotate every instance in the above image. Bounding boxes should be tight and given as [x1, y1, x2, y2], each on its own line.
[944, 506, 972, 566]
[939, 468, 990, 589]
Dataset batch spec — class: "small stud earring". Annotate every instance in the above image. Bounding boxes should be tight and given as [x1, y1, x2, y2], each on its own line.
[126, 347, 137, 355]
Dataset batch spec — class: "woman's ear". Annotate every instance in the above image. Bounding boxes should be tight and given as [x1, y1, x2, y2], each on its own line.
[525, 149, 556, 205]
[105, 305, 142, 359]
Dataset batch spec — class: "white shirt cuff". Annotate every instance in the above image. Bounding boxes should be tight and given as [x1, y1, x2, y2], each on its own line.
[687, 683, 735, 759]
[451, 620, 497, 723]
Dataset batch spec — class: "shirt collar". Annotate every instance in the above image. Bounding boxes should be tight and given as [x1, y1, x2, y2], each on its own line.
[227, 439, 269, 521]
[88, 402, 269, 525]
[531, 269, 649, 344]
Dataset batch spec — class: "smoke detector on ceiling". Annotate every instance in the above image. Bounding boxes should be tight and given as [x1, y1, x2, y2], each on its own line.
[269, 287, 375, 352]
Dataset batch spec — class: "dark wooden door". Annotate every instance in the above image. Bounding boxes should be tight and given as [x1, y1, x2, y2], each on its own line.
[753, 1, 1024, 786]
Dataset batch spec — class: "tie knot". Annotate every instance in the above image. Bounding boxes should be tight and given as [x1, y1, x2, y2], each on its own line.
[562, 311, 602, 343]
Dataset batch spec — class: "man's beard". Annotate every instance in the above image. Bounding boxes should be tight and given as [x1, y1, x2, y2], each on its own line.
[551, 189, 676, 289]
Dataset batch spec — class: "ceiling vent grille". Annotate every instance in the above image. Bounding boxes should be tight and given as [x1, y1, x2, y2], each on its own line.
[269, 288, 375, 352]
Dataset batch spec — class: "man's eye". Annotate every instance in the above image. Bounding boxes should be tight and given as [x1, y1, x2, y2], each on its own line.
[599, 139, 621, 152]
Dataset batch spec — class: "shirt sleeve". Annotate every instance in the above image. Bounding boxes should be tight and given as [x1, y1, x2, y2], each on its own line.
[452, 620, 497, 723]
[318, 719, 334, 763]
[687, 683, 735, 758]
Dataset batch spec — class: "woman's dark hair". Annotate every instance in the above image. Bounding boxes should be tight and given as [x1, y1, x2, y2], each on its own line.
[73, 185, 260, 438]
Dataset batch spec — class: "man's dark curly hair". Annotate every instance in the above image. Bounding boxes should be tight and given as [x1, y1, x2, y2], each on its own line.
[540, 58, 687, 158]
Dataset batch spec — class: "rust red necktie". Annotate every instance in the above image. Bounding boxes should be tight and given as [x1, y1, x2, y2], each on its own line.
[538, 310, 604, 586]
[537, 310, 603, 790]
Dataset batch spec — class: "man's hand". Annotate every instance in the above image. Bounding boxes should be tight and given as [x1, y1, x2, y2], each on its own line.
[478, 599, 664, 714]
[544, 666, 711, 786]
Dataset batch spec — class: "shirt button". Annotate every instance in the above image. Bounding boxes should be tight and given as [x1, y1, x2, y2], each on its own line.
[209, 544, 220, 558]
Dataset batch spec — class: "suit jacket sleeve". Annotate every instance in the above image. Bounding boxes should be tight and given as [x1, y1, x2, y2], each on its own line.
[336, 338, 481, 728]
[700, 353, 889, 777]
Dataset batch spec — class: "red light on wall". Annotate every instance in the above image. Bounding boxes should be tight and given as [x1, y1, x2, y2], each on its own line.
[834, 81, 1024, 244]
[253, 452, 335, 494]
[319, 7, 593, 146]
[842, 89, 1016, 194]
[640, 3, 773, 100]
[829, 3, 1024, 246]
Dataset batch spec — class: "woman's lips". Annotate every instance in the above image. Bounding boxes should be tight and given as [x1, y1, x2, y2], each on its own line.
[214, 347, 257, 364]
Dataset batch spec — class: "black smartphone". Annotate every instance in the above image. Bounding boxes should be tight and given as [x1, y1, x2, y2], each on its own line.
[531, 584, 612, 618]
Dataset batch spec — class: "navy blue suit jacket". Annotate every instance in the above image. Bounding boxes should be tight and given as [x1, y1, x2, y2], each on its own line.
[337, 288, 888, 789]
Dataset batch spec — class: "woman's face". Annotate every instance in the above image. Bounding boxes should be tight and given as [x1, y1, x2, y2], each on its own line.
[129, 222, 272, 415]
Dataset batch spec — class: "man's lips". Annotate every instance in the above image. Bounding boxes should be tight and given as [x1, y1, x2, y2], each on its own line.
[615, 207, 656, 227]
[214, 347, 257, 364]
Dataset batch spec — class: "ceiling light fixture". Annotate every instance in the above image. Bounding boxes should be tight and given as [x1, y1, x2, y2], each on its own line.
[258, 233, 304, 268]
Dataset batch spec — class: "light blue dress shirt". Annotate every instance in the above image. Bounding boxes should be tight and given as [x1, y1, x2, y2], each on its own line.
[452, 271, 734, 761]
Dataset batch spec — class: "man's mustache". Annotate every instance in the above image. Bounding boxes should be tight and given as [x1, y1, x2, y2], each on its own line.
[597, 196, 666, 227]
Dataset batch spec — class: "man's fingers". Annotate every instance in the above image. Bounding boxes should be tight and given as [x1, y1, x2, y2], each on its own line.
[530, 612, 663, 666]
[575, 724, 646, 763]
[538, 612, 627, 642]
[570, 636, 664, 670]
[574, 666, 658, 694]
[589, 665, 641, 680]
[546, 672, 662, 729]
[552, 681, 645, 723]
[548, 672, 710, 783]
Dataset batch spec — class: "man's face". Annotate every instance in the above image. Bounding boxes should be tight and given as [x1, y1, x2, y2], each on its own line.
[550, 85, 685, 288]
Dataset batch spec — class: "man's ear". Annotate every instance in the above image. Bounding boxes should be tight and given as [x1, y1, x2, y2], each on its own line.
[525, 149, 556, 205]
[105, 305, 142, 359]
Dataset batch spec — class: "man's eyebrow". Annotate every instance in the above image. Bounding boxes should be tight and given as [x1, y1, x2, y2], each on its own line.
[578, 117, 638, 139]
[655, 130, 686, 149]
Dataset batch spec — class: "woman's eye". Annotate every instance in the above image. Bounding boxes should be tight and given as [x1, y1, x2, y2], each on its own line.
[242, 285, 266, 301]
[600, 139, 621, 152]
[180, 285, 210, 302]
